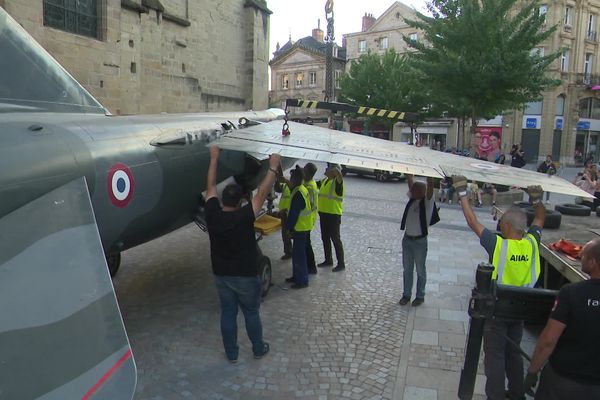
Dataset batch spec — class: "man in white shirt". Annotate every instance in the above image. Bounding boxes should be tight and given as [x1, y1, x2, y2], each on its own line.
[399, 174, 435, 306]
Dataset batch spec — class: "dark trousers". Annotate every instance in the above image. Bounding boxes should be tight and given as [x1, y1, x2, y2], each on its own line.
[280, 211, 292, 255]
[535, 362, 600, 400]
[306, 232, 317, 273]
[319, 212, 345, 266]
[483, 318, 524, 400]
[214, 275, 264, 360]
[292, 231, 309, 285]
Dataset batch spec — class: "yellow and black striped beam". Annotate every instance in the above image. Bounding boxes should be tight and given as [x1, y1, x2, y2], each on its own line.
[286, 99, 419, 123]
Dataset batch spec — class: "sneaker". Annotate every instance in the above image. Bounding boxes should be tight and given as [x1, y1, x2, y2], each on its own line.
[254, 342, 270, 359]
[545, 200, 550, 204]
[475, 203, 482, 208]
[318, 261, 333, 267]
[448, 200, 452, 204]
[281, 254, 292, 260]
[332, 265, 345, 272]
[412, 298, 424, 306]
[291, 283, 308, 289]
[398, 296, 411, 305]
[492, 202, 496, 206]
[285, 277, 295, 283]
[228, 357, 238, 364]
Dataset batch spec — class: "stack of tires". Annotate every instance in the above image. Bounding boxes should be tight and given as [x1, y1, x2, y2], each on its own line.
[512, 201, 562, 229]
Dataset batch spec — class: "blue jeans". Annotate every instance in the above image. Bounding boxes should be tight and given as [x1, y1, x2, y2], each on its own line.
[214, 275, 265, 360]
[292, 231, 309, 285]
[402, 235, 428, 299]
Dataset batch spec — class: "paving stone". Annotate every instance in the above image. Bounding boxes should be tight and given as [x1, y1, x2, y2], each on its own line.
[111, 173, 510, 399]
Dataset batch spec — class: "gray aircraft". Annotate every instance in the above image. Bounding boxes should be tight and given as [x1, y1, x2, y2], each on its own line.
[0, 8, 287, 400]
[1, 6, 590, 400]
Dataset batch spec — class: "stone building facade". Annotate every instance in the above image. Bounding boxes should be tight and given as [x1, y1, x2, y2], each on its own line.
[503, 0, 600, 165]
[269, 25, 346, 124]
[1, 0, 271, 115]
[343, 2, 420, 66]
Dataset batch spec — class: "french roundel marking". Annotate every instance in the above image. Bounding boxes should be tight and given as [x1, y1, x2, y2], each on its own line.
[470, 163, 500, 171]
[107, 163, 135, 208]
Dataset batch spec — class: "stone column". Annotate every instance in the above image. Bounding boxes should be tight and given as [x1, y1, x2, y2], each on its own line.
[244, 1, 271, 110]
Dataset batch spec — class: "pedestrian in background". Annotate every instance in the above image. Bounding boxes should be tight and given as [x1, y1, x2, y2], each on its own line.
[317, 164, 346, 272]
[537, 155, 557, 204]
[204, 146, 278, 363]
[510, 144, 526, 168]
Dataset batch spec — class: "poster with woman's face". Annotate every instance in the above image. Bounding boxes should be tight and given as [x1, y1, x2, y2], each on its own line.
[473, 127, 502, 161]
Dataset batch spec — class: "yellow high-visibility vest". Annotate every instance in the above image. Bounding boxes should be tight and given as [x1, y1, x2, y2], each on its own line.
[304, 180, 319, 227]
[318, 178, 344, 215]
[279, 184, 291, 211]
[491, 233, 540, 287]
[291, 185, 313, 232]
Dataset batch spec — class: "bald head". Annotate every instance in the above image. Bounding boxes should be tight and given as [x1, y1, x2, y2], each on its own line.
[581, 239, 600, 276]
[499, 207, 527, 238]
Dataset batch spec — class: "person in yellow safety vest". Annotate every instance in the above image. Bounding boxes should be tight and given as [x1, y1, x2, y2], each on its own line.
[317, 163, 345, 272]
[284, 166, 313, 289]
[454, 175, 546, 400]
[303, 163, 319, 275]
[275, 173, 293, 260]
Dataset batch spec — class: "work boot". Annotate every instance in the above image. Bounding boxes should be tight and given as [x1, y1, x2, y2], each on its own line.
[398, 296, 410, 306]
[281, 253, 292, 260]
[318, 260, 333, 267]
[332, 265, 345, 272]
[285, 277, 295, 283]
[411, 298, 424, 306]
[291, 283, 308, 289]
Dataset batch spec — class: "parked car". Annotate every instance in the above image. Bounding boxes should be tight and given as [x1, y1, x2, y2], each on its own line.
[341, 165, 405, 182]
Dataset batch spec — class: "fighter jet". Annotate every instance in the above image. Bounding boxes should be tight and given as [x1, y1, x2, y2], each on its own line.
[0, 7, 590, 400]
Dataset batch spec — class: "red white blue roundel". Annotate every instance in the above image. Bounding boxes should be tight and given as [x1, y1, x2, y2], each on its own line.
[107, 163, 135, 208]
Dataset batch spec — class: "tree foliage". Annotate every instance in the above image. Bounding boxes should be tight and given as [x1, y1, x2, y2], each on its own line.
[338, 49, 434, 131]
[404, 0, 560, 126]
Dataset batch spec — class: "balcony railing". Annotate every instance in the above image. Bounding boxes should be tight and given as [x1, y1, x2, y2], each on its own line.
[575, 73, 600, 86]
[587, 30, 597, 41]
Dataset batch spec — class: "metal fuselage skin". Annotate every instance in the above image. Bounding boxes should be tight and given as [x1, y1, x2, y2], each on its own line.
[0, 110, 278, 255]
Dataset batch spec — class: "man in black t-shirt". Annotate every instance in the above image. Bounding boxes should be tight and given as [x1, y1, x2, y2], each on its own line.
[525, 238, 600, 399]
[204, 145, 280, 363]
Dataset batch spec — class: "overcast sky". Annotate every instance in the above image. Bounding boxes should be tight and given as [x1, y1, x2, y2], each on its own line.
[267, 0, 428, 55]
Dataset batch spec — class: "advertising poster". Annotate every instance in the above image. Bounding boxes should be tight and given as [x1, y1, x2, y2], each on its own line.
[473, 127, 503, 162]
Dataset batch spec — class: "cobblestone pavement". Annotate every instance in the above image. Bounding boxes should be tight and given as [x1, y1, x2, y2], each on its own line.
[113, 168, 538, 400]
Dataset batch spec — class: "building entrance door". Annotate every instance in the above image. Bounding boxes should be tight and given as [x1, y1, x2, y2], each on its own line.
[552, 129, 562, 161]
[522, 129, 541, 164]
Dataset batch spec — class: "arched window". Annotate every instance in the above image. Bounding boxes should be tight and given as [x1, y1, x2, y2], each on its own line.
[525, 100, 543, 115]
[556, 95, 565, 116]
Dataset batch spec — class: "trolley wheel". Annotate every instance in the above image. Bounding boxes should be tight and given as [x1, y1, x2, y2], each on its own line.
[258, 255, 272, 297]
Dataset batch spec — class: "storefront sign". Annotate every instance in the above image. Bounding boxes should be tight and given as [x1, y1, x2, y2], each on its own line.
[555, 118, 563, 130]
[473, 127, 502, 161]
[526, 118, 537, 129]
[577, 121, 591, 130]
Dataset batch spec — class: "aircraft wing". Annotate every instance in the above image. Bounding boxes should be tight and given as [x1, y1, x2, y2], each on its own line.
[215, 121, 591, 198]
[0, 178, 136, 400]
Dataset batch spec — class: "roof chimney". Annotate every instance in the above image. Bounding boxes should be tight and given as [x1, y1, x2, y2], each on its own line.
[312, 19, 324, 42]
[362, 13, 376, 32]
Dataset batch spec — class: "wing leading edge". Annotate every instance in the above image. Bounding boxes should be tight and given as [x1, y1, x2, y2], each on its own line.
[215, 121, 591, 198]
[0, 177, 136, 400]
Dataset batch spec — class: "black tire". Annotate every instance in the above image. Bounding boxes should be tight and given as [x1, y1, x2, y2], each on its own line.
[258, 255, 272, 298]
[525, 208, 562, 229]
[513, 201, 531, 208]
[596, 207, 600, 217]
[341, 167, 348, 177]
[554, 203, 591, 216]
[106, 253, 121, 277]
[374, 171, 386, 182]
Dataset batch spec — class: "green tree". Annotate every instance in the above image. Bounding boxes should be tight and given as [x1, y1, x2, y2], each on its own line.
[338, 49, 433, 136]
[404, 0, 560, 143]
